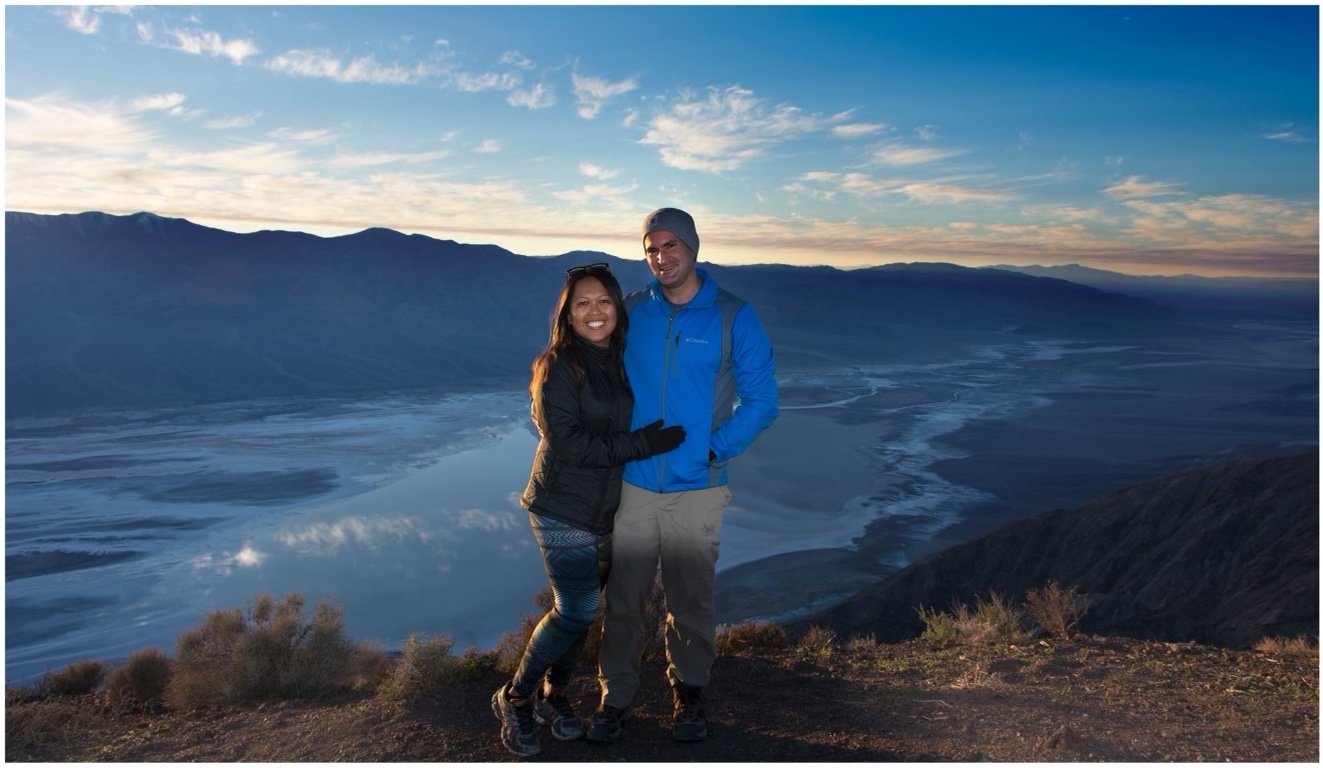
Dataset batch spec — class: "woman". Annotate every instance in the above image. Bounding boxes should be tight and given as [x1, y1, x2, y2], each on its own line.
[492, 262, 685, 757]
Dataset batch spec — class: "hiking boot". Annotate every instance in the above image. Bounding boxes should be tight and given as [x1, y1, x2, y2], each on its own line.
[584, 703, 630, 743]
[532, 688, 585, 740]
[491, 684, 542, 757]
[671, 683, 707, 742]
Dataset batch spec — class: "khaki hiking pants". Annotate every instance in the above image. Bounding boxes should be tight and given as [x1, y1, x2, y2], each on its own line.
[598, 482, 730, 707]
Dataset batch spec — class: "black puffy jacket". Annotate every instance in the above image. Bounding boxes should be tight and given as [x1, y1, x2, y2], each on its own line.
[519, 337, 652, 534]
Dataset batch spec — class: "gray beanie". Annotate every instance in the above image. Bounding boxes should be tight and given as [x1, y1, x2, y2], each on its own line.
[641, 207, 699, 256]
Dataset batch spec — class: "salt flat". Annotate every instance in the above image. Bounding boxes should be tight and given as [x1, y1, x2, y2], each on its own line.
[6, 320, 1317, 683]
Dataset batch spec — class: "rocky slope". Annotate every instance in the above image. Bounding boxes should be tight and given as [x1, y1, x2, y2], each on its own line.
[799, 452, 1319, 648]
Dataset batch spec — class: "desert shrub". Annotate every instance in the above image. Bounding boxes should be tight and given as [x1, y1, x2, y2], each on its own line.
[716, 620, 788, 654]
[379, 634, 494, 702]
[167, 592, 360, 708]
[41, 659, 105, 697]
[104, 648, 172, 712]
[1025, 581, 1087, 639]
[918, 605, 960, 645]
[347, 641, 394, 690]
[1253, 635, 1318, 657]
[919, 592, 1028, 647]
[955, 592, 1028, 645]
[283, 600, 357, 697]
[797, 625, 838, 659]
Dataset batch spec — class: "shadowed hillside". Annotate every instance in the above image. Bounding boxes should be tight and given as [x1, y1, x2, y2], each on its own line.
[8, 211, 1217, 418]
[797, 452, 1319, 649]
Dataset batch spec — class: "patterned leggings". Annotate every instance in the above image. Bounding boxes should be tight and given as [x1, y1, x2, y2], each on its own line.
[510, 512, 611, 697]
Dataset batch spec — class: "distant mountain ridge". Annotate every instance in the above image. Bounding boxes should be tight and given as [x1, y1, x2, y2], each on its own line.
[798, 451, 1319, 649]
[3, 211, 1237, 418]
[986, 262, 1317, 314]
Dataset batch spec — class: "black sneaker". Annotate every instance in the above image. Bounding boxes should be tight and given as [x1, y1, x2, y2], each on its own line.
[532, 688, 585, 740]
[584, 704, 630, 743]
[491, 684, 542, 757]
[671, 683, 707, 742]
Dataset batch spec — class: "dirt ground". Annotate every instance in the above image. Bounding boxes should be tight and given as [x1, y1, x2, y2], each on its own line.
[8, 635, 1318, 762]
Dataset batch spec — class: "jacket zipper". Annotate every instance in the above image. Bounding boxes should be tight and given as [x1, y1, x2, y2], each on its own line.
[657, 311, 679, 492]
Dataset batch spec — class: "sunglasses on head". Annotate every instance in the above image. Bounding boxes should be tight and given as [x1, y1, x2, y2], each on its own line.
[565, 262, 611, 281]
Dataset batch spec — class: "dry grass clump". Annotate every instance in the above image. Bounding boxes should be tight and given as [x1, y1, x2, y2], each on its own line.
[167, 592, 362, 709]
[378, 634, 495, 702]
[796, 625, 838, 659]
[5, 696, 104, 751]
[844, 634, 880, 653]
[717, 620, 788, 654]
[5, 662, 110, 751]
[1253, 635, 1317, 657]
[918, 591, 1030, 647]
[104, 647, 172, 712]
[1025, 580, 1087, 639]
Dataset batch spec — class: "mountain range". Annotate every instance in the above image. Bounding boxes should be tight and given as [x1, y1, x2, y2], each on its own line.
[5, 211, 1313, 419]
[987, 262, 1317, 314]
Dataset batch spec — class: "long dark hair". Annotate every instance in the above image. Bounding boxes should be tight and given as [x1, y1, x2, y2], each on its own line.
[529, 265, 629, 399]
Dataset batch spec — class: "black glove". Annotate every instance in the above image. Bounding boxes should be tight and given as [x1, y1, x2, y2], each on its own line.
[639, 419, 686, 455]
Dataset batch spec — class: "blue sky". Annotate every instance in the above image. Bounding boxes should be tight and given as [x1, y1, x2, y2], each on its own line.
[5, 4, 1318, 276]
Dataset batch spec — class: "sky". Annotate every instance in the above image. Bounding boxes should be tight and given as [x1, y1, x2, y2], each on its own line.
[4, 4, 1319, 277]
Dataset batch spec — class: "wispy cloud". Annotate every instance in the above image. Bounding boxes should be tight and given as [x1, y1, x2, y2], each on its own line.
[1263, 123, 1308, 143]
[783, 171, 1009, 205]
[454, 71, 521, 92]
[330, 150, 451, 167]
[641, 85, 840, 172]
[204, 112, 262, 130]
[1122, 194, 1319, 244]
[1103, 175, 1184, 198]
[267, 49, 433, 84]
[473, 139, 504, 154]
[579, 163, 619, 180]
[572, 72, 639, 119]
[60, 5, 133, 35]
[872, 144, 967, 166]
[138, 22, 259, 65]
[554, 180, 640, 205]
[900, 182, 1012, 204]
[831, 122, 888, 139]
[7, 94, 155, 152]
[267, 127, 337, 144]
[131, 92, 187, 112]
[500, 50, 536, 69]
[508, 83, 556, 110]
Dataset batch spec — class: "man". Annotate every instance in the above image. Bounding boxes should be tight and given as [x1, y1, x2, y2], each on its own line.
[589, 207, 779, 743]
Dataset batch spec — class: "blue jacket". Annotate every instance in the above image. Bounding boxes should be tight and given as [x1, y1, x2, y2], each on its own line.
[622, 268, 778, 492]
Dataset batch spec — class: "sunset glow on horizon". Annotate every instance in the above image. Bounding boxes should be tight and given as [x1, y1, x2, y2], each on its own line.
[5, 5, 1318, 278]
